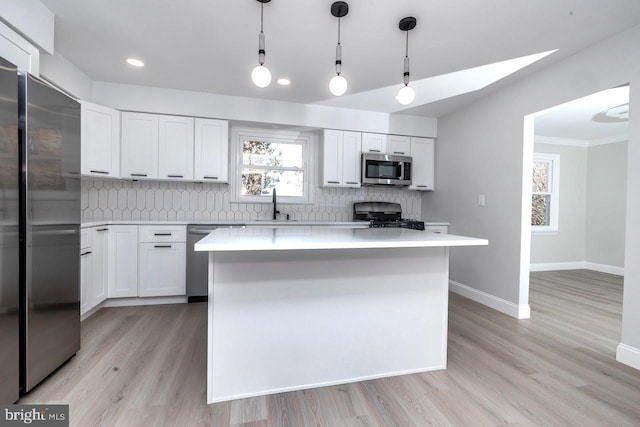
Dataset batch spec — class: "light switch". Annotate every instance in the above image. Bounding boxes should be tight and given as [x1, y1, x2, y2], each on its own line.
[478, 194, 486, 206]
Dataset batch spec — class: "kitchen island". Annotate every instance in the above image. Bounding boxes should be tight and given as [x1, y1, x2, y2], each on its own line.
[195, 226, 488, 404]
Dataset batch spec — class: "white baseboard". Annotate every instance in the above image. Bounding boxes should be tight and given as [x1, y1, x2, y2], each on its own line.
[616, 343, 640, 371]
[103, 296, 187, 308]
[584, 262, 625, 276]
[529, 261, 624, 276]
[81, 296, 188, 321]
[529, 262, 584, 272]
[449, 280, 530, 319]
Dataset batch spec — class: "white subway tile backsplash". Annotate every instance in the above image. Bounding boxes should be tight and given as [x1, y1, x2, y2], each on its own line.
[81, 178, 421, 222]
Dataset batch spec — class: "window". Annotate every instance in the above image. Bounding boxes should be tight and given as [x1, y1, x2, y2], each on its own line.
[231, 128, 312, 203]
[531, 153, 560, 232]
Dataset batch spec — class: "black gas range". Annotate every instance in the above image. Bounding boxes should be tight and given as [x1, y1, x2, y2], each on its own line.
[353, 201, 425, 231]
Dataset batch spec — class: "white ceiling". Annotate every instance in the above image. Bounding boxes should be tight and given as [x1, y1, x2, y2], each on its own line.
[535, 86, 629, 143]
[41, 0, 640, 117]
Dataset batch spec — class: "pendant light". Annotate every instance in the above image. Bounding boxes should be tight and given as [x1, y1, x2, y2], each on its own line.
[395, 17, 417, 105]
[329, 1, 349, 96]
[251, 0, 272, 88]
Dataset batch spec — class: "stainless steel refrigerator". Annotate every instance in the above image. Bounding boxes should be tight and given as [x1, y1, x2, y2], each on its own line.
[18, 70, 81, 394]
[0, 57, 20, 404]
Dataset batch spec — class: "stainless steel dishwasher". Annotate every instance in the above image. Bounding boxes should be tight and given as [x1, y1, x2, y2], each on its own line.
[186, 224, 245, 302]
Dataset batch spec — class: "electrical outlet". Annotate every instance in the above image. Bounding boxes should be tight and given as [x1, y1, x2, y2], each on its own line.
[478, 194, 486, 206]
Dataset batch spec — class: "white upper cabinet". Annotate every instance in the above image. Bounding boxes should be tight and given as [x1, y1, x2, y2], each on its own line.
[322, 130, 342, 186]
[361, 133, 386, 153]
[342, 131, 362, 187]
[121, 112, 159, 179]
[81, 101, 120, 178]
[194, 118, 229, 183]
[386, 135, 411, 156]
[158, 115, 194, 181]
[408, 137, 435, 191]
[321, 130, 361, 188]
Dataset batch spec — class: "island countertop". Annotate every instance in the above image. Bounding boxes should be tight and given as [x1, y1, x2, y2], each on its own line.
[194, 226, 488, 252]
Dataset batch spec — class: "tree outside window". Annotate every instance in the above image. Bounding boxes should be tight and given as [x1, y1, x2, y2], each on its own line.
[531, 153, 560, 232]
[234, 130, 310, 203]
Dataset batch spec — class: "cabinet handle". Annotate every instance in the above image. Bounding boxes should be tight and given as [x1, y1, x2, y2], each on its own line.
[80, 251, 92, 256]
[203, 176, 219, 180]
[90, 170, 109, 174]
[167, 174, 183, 178]
[130, 173, 147, 177]
[346, 181, 358, 185]
[97, 228, 109, 232]
[393, 151, 405, 155]
[369, 149, 381, 153]
[154, 233, 172, 236]
[417, 185, 429, 188]
[327, 181, 340, 184]
[154, 245, 172, 248]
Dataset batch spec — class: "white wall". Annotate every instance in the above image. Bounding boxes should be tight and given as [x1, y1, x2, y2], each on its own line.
[422, 23, 640, 367]
[91, 82, 438, 138]
[530, 142, 588, 264]
[0, 0, 54, 53]
[586, 141, 628, 268]
[39, 51, 93, 100]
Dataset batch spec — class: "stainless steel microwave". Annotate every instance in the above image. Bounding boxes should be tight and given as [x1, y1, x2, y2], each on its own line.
[361, 153, 412, 187]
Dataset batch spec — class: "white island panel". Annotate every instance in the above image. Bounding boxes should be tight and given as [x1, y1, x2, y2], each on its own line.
[208, 247, 450, 403]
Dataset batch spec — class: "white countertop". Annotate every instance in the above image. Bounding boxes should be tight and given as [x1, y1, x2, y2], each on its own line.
[81, 220, 451, 229]
[194, 226, 488, 252]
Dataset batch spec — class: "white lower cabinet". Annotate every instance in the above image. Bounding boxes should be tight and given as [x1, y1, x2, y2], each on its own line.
[424, 224, 449, 234]
[80, 226, 108, 316]
[91, 227, 109, 307]
[107, 226, 139, 298]
[80, 244, 92, 315]
[138, 225, 186, 297]
[138, 242, 186, 297]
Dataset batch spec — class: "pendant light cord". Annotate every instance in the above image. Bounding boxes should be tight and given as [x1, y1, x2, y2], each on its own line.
[405, 30, 409, 58]
[260, 1, 264, 33]
[338, 17, 341, 45]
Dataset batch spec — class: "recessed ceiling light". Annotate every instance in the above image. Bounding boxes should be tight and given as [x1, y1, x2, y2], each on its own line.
[277, 78, 291, 86]
[126, 58, 145, 67]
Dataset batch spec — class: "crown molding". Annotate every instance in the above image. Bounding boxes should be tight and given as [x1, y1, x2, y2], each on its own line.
[535, 134, 628, 148]
[588, 134, 628, 147]
[534, 136, 589, 147]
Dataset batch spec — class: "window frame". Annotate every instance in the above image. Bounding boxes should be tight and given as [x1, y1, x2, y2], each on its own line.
[531, 152, 560, 234]
[230, 127, 314, 204]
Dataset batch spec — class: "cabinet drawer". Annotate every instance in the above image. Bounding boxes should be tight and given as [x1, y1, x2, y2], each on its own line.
[139, 225, 186, 242]
[424, 225, 448, 234]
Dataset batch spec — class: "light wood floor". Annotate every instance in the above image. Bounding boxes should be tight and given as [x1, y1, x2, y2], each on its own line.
[20, 270, 640, 426]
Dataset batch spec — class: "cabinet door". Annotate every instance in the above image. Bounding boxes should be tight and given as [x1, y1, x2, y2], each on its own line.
[342, 131, 361, 187]
[108, 226, 138, 298]
[138, 242, 186, 297]
[81, 102, 120, 177]
[91, 227, 109, 307]
[386, 135, 411, 156]
[409, 137, 435, 191]
[80, 249, 92, 315]
[121, 112, 159, 179]
[158, 115, 194, 181]
[194, 118, 229, 183]
[322, 129, 343, 186]
[361, 133, 386, 153]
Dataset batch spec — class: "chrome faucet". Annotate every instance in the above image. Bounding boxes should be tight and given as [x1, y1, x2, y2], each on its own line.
[272, 187, 279, 220]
